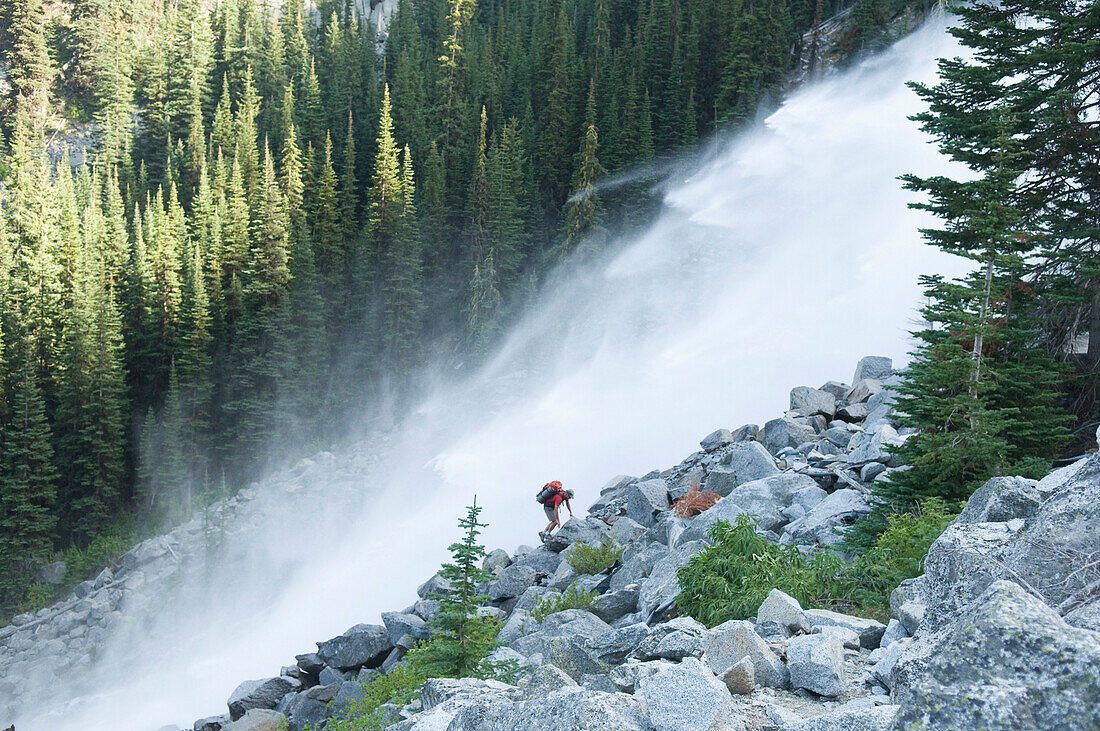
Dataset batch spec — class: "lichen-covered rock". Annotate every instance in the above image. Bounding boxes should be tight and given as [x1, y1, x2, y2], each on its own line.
[782, 704, 899, 730]
[446, 687, 650, 730]
[705, 442, 780, 496]
[894, 581, 1100, 731]
[956, 476, 1042, 525]
[221, 709, 286, 731]
[522, 664, 577, 699]
[784, 489, 871, 547]
[790, 386, 836, 418]
[543, 635, 610, 681]
[591, 586, 638, 624]
[585, 622, 650, 664]
[637, 540, 706, 618]
[804, 608, 885, 649]
[637, 657, 744, 731]
[488, 564, 538, 601]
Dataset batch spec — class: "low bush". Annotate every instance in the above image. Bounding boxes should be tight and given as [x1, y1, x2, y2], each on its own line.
[676, 515, 847, 627]
[565, 539, 623, 575]
[672, 484, 720, 518]
[531, 585, 598, 622]
[839, 497, 956, 619]
[324, 662, 425, 731]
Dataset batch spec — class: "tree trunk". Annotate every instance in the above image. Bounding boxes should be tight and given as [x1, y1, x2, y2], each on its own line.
[969, 251, 996, 428]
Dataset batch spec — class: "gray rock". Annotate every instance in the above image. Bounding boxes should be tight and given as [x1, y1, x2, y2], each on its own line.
[762, 417, 818, 455]
[544, 635, 611, 681]
[510, 610, 613, 658]
[790, 386, 837, 418]
[867, 637, 909, 689]
[729, 423, 760, 442]
[787, 633, 846, 697]
[847, 424, 903, 465]
[1065, 596, 1100, 633]
[633, 616, 708, 660]
[579, 673, 618, 693]
[783, 705, 899, 731]
[956, 476, 1042, 525]
[623, 479, 670, 527]
[600, 475, 636, 493]
[653, 629, 705, 661]
[889, 577, 926, 635]
[227, 676, 300, 720]
[318, 666, 346, 686]
[637, 657, 742, 731]
[812, 624, 860, 650]
[852, 356, 892, 384]
[483, 549, 512, 575]
[592, 587, 638, 624]
[194, 716, 229, 731]
[766, 704, 804, 727]
[294, 652, 324, 675]
[545, 517, 610, 553]
[845, 378, 883, 405]
[512, 546, 562, 576]
[447, 686, 649, 730]
[703, 619, 789, 689]
[609, 516, 648, 545]
[721, 655, 755, 695]
[330, 680, 367, 716]
[221, 710, 286, 731]
[895, 581, 1100, 730]
[805, 608, 886, 649]
[316, 624, 393, 671]
[488, 564, 538, 601]
[701, 428, 734, 452]
[860, 462, 886, 482]
[638, 540, 706, 618]
[785, 489, 871, 547]
[880, 618, 908, 647]
[836, 402, 870, 422]
[757, 588, 810, 633]
[284, 686, 335, 731]
[421, 677, 517, 711]
[585, 622, 650, 664]
[523, 664, 577, 698]
[381, 612, 429, 645]
[791, 484, 828, 511]
[819, 381, 850, 401]
[417, 573, 451, 598]
[706, 442, 781, 497]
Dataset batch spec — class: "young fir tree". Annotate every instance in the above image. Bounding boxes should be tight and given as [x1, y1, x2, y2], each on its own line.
[414, 497, 505, 679]
[561, 83, 606, 258]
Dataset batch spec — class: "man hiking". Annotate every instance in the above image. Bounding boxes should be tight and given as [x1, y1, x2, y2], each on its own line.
[536, 480, 573, 541]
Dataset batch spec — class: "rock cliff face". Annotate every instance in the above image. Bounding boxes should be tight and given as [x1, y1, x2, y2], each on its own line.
[5, 357, 1098, 731]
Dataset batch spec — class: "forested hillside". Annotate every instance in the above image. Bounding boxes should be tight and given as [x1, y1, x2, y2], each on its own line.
[0, 0, 920, 612]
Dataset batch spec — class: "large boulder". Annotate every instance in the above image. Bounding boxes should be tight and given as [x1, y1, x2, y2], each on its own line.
[783, 705, 899, 731]
[705, 442, 781, 497]
[543, 635, 610, 681]
[784, 489, 871, 546]
[585, 622, 650, 664]
[381, 612, 429, 645]
[591, 586, 638, 624]
[636, 657, 743, 731]
[511, 545, 562, 576]
[227, 677, 300, 720]
[488, 564, 539, 601]
[852, 356, 892, 384]
[786, 633, 846, 698]
[703, 619, 789, 689]
[757, 588, 810, 634]
[638, 540, 706, 619]
[804, 608, 886, 649]
[846, 424, 903, 466]
[894, 581, 1100, 730]
[544, 517, 610, 553]
[446, 687, 650, 730]
[623, 479, 670, 527]
[316, 624, 393, 671]
[700, 428, 734, 452]
[790, 386, 837, 418]
[610, 542, 668, 593]
[956, 476, 1042, 525]
[762, 418, 818, 455]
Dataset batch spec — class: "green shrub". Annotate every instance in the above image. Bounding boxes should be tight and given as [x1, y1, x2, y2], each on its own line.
[63, 528, 133, 585]
[23, 582, 58, 612]
[565, 539, 624, 575]
[839, 498, 956, 619]
[530, 585, 598, 622]
[324, 662, 425, 731]
[676, 515, 848, 628]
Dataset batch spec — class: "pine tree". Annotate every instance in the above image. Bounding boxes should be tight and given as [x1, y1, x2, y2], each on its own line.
[561, 83, 606, 258]
[6, 0, 53, 128]
[413, 497, 502, 679]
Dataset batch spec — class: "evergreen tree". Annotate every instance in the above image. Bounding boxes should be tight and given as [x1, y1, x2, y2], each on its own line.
[561, 83, 606, 257]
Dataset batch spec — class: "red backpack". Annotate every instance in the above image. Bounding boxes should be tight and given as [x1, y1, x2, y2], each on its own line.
[536, 480, 563, 504]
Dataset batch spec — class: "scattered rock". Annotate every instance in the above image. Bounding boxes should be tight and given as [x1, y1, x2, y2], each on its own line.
[805, 608, 886, 649]
[721, 655, 755, 695]
[790, 386, 837, 418]
[227, 677, 300, 720]
[787, 633, 846, 697]
[700, 428, 734, 452]
[703, 619, 789, 689]
[852, 356, 892, 384]
[221, 709, 286, 731]
[316, 624, 393, 671]
[757, 588, 810, 634]
[637, 657, 742, 731]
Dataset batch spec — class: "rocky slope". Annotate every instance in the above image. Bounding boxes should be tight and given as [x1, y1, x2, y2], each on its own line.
[7, 355, 1099, 730]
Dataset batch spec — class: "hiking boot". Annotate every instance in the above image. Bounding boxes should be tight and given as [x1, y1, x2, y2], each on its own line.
[538, 530, 550, 542]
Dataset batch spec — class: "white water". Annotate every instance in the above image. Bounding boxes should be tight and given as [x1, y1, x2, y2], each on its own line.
[19, 17, 968, 730]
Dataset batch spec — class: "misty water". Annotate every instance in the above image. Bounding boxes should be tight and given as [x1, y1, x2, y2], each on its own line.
[17, 16, 968, 730]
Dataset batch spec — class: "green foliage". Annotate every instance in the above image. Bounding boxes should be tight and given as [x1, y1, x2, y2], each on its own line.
[62, 525, 135, 585]
[839, 498, 956, 620]
[677, 515, 847, 628]
[564, 539, 623, 576]
[325, 663, 425, 731]
[530, 585, 598, 623]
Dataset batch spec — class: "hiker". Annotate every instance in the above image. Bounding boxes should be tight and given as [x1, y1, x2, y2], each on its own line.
[536, 480, 573, 541]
